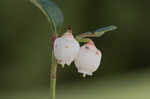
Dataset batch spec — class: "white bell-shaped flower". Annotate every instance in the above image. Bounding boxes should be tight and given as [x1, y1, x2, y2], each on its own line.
[75, 40, 102, 76]
[54, 30, 80, 68]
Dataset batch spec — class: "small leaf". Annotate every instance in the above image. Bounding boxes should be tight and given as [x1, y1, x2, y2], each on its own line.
[76, 25, 117, 40]
[93, 25, 117, 37]
[30, 0, 64, 33]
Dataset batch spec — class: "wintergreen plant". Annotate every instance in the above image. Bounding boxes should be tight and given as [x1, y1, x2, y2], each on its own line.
[30, 0, 117, 99]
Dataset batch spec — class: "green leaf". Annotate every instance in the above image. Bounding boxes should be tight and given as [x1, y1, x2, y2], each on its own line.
[93, 25, 117, 37]
[76, 25, 117, 40]
[30, 0, 64, 33]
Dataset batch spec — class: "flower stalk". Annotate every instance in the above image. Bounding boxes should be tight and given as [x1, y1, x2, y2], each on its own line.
[50, 34, 57, 99]
[50, 50, 57, 99]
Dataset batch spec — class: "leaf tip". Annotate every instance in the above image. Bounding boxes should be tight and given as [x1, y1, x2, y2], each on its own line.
[109, 25, 118, 31]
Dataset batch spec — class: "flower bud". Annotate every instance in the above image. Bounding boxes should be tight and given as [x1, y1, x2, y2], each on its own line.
[54, 30, 80, 67]
[75, 40, 102, 76]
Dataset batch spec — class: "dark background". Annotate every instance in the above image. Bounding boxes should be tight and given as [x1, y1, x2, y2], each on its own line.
[0, 0, 150, 99]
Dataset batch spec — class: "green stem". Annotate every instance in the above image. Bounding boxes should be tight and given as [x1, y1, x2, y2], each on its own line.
[49, 33, 57, 99]
[50, 51, 57, 99]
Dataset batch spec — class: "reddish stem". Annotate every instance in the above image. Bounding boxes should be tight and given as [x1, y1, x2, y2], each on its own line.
[51, 35, 57, 48]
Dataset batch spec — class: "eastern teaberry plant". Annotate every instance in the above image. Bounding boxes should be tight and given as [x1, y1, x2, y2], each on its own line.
[30, 0, 117, 99]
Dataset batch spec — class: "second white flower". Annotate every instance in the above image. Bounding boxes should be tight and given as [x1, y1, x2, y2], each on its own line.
[75, 40, 102, 76]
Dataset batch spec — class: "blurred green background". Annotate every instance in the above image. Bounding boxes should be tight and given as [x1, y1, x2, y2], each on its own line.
[0, 0, 150, 99]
